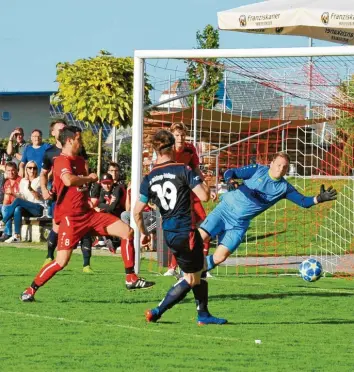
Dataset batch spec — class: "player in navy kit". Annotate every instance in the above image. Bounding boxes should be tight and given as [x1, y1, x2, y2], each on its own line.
[134, 130, 227, 325]
[199, 152, 338, 271]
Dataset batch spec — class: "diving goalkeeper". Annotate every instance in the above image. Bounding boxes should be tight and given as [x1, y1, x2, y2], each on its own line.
[198, 152, 337, 271]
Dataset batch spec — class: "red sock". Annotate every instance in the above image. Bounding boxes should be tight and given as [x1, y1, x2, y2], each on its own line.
[32, 261, 63, 290]
[121, 238, 135, 269]
[168, 253, 178, 270]
[203, 241, 210, 256]
[126, 273, 138, 283]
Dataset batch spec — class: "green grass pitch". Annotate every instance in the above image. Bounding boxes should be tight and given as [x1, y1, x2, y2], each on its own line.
[1, 246, 354, 371]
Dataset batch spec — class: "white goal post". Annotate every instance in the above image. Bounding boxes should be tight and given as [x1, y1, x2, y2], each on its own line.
[131, 46, 354, 274]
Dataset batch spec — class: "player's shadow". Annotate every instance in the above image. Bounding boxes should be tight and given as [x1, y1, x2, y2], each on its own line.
[245, 230, 287, 242]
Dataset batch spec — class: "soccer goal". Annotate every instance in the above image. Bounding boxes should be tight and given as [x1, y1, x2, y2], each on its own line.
[131, 46, 354, 278]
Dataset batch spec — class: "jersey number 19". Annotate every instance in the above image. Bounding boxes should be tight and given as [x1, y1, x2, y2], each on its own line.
[151, 181, 177, 211]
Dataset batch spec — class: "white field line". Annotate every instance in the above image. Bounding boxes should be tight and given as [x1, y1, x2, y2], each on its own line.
[0, 309, 241, 342]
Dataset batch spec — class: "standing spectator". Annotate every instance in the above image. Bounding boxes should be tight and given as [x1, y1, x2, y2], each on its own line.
[6, 127, 27, 167]
[0, 162, 22, 242]
[2, 161, 44, 243]
[19, 129, 51, 177]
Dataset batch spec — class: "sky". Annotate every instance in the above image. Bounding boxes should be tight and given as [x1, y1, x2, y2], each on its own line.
[0, 0, 331, 92]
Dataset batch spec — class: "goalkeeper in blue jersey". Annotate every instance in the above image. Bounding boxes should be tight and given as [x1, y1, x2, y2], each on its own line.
[198, 152, 337, 271]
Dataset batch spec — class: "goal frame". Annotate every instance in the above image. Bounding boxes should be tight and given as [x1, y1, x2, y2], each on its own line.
[131, 45, 354, 273]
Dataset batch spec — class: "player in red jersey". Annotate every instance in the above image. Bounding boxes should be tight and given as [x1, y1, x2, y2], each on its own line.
[164, 123, 215, 278]
[20, 126, 154, 302]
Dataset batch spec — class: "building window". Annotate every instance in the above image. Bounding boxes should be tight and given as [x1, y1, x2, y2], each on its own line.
[1, 111, 11, 121]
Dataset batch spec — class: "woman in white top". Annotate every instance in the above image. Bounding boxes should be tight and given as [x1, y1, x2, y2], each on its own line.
[2, 161, 44, 243]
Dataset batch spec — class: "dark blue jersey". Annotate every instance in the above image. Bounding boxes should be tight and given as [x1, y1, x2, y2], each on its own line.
[139, 161, 202, 232]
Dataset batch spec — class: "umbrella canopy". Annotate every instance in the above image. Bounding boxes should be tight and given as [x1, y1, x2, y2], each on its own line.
[218, 0, 354, 45]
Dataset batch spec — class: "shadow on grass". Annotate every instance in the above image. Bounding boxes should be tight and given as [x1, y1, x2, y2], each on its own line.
[245, 230, 287, 242]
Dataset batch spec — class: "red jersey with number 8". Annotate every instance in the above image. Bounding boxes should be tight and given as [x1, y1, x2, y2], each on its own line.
[53, 154, 91, 224]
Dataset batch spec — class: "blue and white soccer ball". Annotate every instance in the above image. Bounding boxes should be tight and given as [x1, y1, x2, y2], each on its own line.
[299, 258, 323, 282]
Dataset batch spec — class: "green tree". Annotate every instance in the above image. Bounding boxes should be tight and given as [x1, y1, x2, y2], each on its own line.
[334, 76, 354, 175]
[186, 24, 223, 109]
[53, 50, 151, 176]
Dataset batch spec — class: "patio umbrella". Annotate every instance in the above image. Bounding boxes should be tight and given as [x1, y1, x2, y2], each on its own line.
[217, 0, 354, 45]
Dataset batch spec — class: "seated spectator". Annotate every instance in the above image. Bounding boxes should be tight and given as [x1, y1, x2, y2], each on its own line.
[96, 173, 126, 217]
[0, 162, 22, 242]
[92, 173, 126, 252]
[1, 161, 44, 243]
[19, 129, 51, 177]
[6, 127, 27, 167]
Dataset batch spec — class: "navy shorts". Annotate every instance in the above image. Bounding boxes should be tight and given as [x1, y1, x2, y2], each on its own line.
[164, 229, 204, 273]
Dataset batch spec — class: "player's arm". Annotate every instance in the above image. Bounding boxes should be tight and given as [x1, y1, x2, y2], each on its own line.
[285, 183, 337, 208]
[133, 176, 151, 245]
[61, 172, 98, 187]
[224, 164, 259, 191]
[133, 199, 151, 246]
[40, 168, 52, 200]
[186, 167, 210, 202]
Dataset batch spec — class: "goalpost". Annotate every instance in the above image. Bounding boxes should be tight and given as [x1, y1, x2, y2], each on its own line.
[131, 46, 354, 277]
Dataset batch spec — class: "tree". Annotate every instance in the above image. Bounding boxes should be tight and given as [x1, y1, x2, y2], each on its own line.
[53, 50, 152, 176]
[334, 76, 354, 175]
[186, 25, 223, 109]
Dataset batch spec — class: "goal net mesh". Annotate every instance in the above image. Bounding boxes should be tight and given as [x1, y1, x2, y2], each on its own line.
[139, 52, 354, 277]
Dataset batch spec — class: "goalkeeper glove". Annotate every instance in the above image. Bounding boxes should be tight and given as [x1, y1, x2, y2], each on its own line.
[227, 179, 239, 192]
[316, 185, 337, 203]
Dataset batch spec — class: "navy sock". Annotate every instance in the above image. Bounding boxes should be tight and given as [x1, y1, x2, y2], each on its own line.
[81, 234, 92, 267]
[47, 230, 58, 259]
[157, 279, 191, 316]
[206, 255, 216, 271]
[192, 279, 210, 317]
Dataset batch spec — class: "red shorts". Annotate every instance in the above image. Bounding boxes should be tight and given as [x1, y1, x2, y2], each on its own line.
[57, 210, 119, 251]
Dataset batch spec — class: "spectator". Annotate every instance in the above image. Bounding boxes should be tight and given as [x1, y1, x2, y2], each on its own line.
[6, 127, 27, 167]
[19, 129, 51, 177]
[1, 161, 44, 243]
[96, 173, 126, 217]
[0, 162, 22, 242]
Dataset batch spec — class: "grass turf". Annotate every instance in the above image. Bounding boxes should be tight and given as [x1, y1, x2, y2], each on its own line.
[1, 246, 354, 371]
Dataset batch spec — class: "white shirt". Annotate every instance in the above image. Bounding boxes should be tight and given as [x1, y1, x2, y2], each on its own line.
[19, 177, 44, 205]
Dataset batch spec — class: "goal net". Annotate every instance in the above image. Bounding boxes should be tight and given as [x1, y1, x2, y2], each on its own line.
[131, 46, 354, 278]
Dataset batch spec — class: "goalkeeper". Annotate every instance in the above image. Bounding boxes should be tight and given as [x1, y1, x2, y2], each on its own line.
[199, 152, 337, 271]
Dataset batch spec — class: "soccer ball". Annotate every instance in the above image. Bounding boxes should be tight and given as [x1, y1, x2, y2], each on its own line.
[299, 258, 323, 282]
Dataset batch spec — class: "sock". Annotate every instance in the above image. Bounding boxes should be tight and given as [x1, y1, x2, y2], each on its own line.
[81, 235, 92, 267]
[203, 241, 210, 256]
[168, 253, 178, 270]
[122, 242, 138, 283]
[192, 278, 210, 317]
[46, 230, 58, 260]
[28, 260, 63, 294]
[157, 279, 191, 316]
[206, 255, 216, 271]
[121, 238, 135, 270]
[126, 273, 138, 283]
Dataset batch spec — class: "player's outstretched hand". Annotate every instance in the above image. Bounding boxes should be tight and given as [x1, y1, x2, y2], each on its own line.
[317, 184, 337, 203]
[227, 179, 239, 192]
[88, 173, 98, 183]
